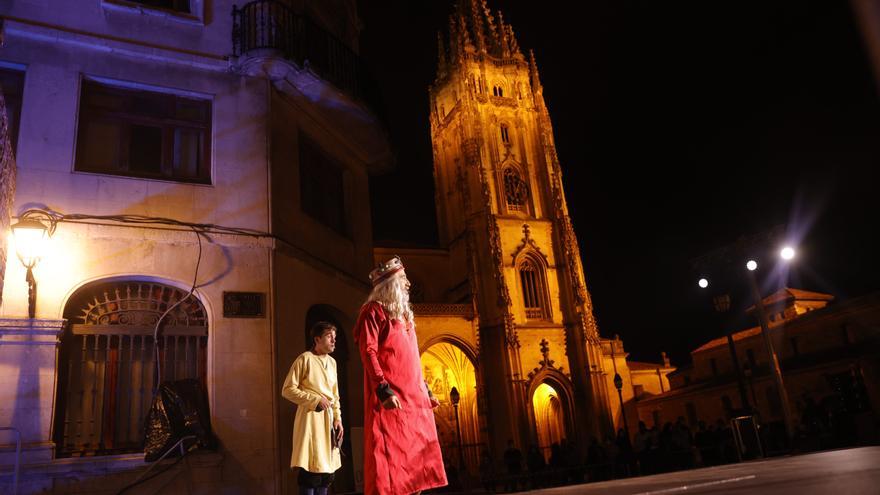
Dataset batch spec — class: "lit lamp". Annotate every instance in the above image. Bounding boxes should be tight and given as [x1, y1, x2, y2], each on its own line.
[11, 217, 49, 318]
[745, 249, 797, 443]
[449, 386, 465, 469]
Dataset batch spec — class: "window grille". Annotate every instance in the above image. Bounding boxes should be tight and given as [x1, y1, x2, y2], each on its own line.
[503, 167, 528, 212]
[54, 282, 208, 457]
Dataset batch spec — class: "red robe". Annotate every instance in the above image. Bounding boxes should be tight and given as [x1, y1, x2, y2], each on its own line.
[354, 302, 448, 495]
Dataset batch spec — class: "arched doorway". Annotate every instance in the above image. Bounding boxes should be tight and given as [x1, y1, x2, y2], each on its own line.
[53, 280, 208, 457]
[420, 340, 480, 472]
[304, 305, 354, 491]
[532, 381, 567, 461]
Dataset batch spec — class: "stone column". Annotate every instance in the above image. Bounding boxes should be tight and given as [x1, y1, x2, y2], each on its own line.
[0, 318, 66, 465]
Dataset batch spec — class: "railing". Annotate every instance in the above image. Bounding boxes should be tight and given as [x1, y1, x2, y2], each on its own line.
[232, 0, 382, 113]
[412, 303, 475, 318]
[56, 326, 207, 457]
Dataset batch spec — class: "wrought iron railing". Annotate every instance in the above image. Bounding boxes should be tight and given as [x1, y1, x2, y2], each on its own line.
[232, 0, 382, 114]
[55, 282, 208, 457]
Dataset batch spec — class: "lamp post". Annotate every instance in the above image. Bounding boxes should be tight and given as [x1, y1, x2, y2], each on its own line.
[609, 337, 630, 439]
[697, 283, 751, 412]
[450, 386, 465, 469]
[746, 259, 796, 443]
[11, 216, 50, 318]
[694, 233, 798, 446]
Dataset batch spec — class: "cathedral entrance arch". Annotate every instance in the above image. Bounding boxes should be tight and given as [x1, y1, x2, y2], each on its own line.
[527, 371, 574, 462]
[420, 338, 481, 472]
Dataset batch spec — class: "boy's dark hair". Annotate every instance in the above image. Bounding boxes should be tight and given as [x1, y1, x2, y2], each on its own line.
[310, 321, 336, 349]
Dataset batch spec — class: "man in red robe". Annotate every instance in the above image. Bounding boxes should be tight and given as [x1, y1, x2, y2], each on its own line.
[355, 256, 448, 494]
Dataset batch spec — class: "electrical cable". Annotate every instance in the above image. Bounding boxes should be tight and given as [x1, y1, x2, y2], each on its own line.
[153, 226, 203, 386]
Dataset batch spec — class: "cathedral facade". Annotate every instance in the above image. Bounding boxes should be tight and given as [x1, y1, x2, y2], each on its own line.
[374, 2, 666, 467]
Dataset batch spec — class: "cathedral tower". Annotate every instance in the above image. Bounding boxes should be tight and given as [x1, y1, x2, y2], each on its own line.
[428, 1, 613, 453]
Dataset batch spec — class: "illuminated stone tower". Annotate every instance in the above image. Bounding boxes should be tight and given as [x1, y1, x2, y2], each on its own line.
[428, 1, 614, 453]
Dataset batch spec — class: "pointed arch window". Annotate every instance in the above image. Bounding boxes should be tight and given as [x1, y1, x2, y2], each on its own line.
[493, 85, 504, 97]
[503, 166, 528, 213]
[500, 124, 511, 144]
[519, 255, 550, 320]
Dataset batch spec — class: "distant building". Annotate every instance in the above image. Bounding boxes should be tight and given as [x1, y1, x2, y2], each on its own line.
[637, 288, 880, 444]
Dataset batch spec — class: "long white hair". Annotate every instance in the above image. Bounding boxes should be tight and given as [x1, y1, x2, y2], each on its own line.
[365, 271, 414, 325]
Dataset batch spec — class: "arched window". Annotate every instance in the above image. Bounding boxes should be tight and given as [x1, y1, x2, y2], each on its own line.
[54, 281, 208, 457]
[500, 124, 511, 144]
[519, 256, 550, 320]
[503, 167, 528, 212]
[493, 85, 503, 97]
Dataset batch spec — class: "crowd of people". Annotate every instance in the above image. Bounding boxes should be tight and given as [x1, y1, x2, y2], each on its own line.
[474, 417, 742, 492]
[471, 398, 872, 493]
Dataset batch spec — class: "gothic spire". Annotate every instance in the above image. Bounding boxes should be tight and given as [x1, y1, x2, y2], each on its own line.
[508, 24, 523, 60]
[437, 31, 448, 78]
[481, 0, 498, 53]
[498, 10, 510, 58]
[529, 49, 543, 93]
[470, 0, 487, 53]
[458, 14, 474, 53]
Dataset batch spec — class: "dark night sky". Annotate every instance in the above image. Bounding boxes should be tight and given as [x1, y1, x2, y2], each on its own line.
[358, 1, 880, 364]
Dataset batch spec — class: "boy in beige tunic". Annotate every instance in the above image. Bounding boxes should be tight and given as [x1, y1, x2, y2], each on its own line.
[282, 321, 343, 495]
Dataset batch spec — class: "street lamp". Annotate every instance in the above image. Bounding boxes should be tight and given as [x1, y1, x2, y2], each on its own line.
[698, 283, 751, 413]
[11, 216, 50, 318]
[450, 386, 465, 469]
[745, 252, 796, 443]
[609, 337, 630, 440]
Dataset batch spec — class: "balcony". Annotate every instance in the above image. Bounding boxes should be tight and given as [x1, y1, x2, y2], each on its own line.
[231, 0, 391, 170]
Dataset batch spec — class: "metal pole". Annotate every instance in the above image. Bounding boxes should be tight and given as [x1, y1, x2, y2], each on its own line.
[746, 269, 795, 443]
[453, 403, 464, 469]
[26, 266, 36, 319]
[610, 339, 630, 439]
[726, 332, 751, 411]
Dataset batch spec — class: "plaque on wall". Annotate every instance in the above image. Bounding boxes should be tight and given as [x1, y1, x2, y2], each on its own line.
[223, 292, 266, 318]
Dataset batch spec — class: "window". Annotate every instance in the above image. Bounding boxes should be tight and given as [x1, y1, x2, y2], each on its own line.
[0, 67, 25, 155]
[710, 358, 718, 376]
[500, 123, 511, 144]
[518, 255, 550, 320]
[299, 134, 348, 236]
[503, 167, 528, 212]
[54, 281, 208, 457]
[790, 337, 799, 357]
[120, 0, 190, 13]
[492, 85, 503, 97]
[75, 80, 211, 183]
[721, 395, 733, 417]
[746, 348, 756, 368]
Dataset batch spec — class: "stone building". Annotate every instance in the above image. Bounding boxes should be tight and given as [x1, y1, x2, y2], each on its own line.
[0, 1, 387, 493]
[637, 288, 880, 444]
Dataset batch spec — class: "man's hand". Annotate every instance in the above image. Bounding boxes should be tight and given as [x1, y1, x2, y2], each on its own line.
[318, 396, 332, 412]
[382, 395, 402, 410]
[429, 396, 441, 409]
[334, 419, 344, 446]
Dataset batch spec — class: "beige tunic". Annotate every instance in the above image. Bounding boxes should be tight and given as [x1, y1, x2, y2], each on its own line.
[281, 351, 342, 473]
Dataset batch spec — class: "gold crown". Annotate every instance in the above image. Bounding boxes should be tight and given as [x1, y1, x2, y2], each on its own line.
[369, 256, 405, 286]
